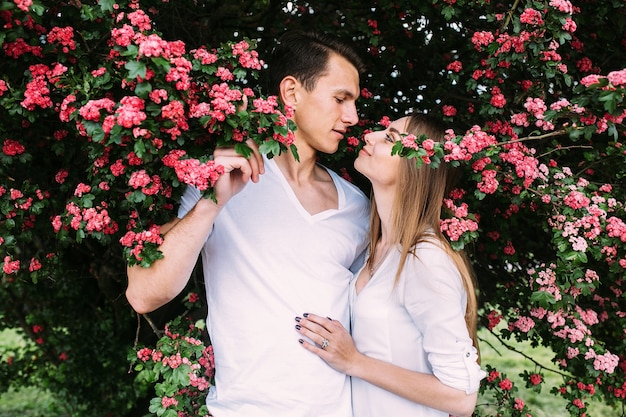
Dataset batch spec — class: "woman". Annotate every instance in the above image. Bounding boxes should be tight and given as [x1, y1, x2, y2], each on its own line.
[295, 114, 486, 417]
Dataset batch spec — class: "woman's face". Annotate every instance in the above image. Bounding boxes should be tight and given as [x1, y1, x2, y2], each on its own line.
[354, 116, 409, 187]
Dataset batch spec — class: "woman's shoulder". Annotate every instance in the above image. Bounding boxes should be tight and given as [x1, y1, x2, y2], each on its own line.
[403, 239, 462, 287]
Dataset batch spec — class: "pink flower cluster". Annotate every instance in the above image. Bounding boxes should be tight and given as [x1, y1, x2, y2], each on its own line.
[52, 201, 118, 235]
[231, 40, 263, 70]
[119, 224, 164, 262]
[2, 139, 26, 156]
[2, 256, 20, 275]
[21, 64, 68, 111]
[128, 170, 162, 195]
[440, 198, 479, 242]
[162, 150, 225, 191]
[444, 125, 498, 163]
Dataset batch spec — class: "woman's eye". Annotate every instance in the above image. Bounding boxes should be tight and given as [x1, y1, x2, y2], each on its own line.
[385, 134, 395, 143]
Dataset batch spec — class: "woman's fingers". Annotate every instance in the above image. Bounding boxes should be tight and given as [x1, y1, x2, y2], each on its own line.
[295, 316, 329, 348]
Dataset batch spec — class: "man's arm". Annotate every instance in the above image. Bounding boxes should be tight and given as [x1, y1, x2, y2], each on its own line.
[125, 198, 221, 313]
[125, 146, 264, 314]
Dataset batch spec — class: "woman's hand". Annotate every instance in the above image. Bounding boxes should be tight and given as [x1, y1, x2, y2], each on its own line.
[295, 313, 363, 375]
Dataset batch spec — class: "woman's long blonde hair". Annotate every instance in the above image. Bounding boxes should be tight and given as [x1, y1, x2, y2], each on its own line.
[366, 113, 480, 352]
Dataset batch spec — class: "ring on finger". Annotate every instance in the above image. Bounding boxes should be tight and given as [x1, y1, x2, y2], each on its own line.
[321, 338, 329, 349]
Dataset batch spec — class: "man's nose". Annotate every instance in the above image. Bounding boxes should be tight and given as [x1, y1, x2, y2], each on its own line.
[342, 102, 359, 126]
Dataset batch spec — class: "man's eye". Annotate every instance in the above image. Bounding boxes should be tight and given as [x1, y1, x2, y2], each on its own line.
[335, 97, 345, 103]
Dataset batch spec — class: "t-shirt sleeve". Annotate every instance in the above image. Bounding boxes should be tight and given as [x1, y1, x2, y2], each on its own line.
[177, 185, 202, 219]
[400, 242, 486, 394]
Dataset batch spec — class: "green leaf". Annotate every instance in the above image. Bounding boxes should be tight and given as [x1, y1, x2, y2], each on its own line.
[531, 290, 556, 307]
[259, 140, 281, 157]
[125, 61, 147, 80]
[134, 82, 153, 98]
[98, 0, 116, 12]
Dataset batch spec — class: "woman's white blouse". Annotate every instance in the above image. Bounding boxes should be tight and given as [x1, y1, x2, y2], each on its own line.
[349, 241, 486, 417]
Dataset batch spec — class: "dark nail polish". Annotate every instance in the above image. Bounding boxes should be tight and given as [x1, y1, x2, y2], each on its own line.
[298, 339, 304, 344]
[303, 313, 309, 317]
[295, 316, 301, 322]
[327, 317, 332, 321]
[295, 324, 301, 330]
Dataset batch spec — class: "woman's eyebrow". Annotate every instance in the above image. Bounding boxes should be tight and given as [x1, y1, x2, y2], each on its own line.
[389, 127, 403, 136]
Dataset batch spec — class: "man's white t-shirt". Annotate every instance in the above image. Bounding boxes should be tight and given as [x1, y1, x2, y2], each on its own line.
[178, 156, 370, 417]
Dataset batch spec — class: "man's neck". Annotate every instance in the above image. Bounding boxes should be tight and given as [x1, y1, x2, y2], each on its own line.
[273, 148, 320, 185]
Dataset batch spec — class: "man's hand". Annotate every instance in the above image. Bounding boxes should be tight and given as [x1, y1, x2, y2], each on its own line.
[210, 139, 265, 208]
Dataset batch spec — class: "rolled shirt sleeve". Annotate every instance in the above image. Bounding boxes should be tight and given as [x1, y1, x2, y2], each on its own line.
[399, 242, 486, 394]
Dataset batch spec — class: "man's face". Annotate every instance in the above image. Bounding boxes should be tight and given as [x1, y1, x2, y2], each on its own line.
[291, 53, 360, 156]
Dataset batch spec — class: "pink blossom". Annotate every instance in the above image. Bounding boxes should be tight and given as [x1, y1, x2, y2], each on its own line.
[520, 8, 544, 25]
[161, 150, 224, 191]
[79, 98, 116, 121]
[510, 113, 529, 127]
[111, 24, 136, 47]
[564, 190, 591, 209]
[137, 34, 168, 58]
[471, 31, 495, 51]
[28, 258, 42, 272]
[161, 396, 178, 408]
[47, 26, 76, 51]
[607, 69, 626, 86]
[2, 139, 26, 156]
[128, 170, 151, 189]
[193, 47, 218, 65]
[2, 256, 20, 274]
[440, 217, 478, 241]
[562, 18, 577, 33]
[499, 378, 513, 391]
[14, 0, 32, 12]
[127, 9, 152, 31]
[549, 0, 574, 13]
[593, 352, 619, 373]
[116, 96, 146, 128]
[580, 74, 603, 87]
[478, 170, 498, 194]
[514, 316, 535, 332]
[503, 241, 515, 255]
[446, 60, 462, 72]
[442, 105, 457, 117]
[524, 97, 547, 118]
[216, 66, 234, 81]
[530, 373, 543, 385]
[487, 369, 499, 383]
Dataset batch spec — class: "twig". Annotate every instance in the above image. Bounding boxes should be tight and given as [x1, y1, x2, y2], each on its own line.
[143, 313, 164, 337]
[538, 144, 594, 158]
[501, 0, 521, 31]
[482, 328, 573, 379]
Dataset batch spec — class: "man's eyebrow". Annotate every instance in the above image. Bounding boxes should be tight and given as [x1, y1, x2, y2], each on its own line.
[334, 88, 357, 99]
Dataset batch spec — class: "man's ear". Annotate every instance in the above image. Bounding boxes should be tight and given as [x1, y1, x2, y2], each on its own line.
[279, 76, 299, 108]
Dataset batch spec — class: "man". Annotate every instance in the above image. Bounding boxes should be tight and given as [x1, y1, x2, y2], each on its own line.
[126, 31, 370, 417]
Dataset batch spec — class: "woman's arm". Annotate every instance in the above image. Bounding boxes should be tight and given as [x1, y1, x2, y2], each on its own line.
[296, 314, 477, 417]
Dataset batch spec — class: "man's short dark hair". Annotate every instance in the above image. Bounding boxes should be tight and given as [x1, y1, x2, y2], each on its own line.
[267, 30, 365, 97]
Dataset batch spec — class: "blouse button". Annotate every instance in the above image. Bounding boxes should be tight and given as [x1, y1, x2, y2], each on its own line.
[466, 351, 471, 357]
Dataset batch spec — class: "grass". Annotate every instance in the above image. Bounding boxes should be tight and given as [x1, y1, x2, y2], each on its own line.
[1, 327, 623, 416]
[0, 328, 62, 417]
[477, 327, 623, 417]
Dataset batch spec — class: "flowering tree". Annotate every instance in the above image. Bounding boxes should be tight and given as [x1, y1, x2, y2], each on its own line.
[1, 0, 625, 416]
